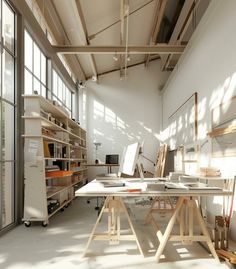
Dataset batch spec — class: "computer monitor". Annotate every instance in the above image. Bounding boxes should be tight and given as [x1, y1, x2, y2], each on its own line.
[105, 154, 119, 164]
[119, 142, 141, 176]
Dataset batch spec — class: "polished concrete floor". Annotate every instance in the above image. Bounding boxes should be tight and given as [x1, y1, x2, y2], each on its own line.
[0, 197, 233, 269]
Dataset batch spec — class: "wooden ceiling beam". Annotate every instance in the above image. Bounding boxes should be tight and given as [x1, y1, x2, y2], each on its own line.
[9, 0, 76, 88]
[74, 0, 98, 80]
[53, 44, 186, 54]
[145, 0, 168, 67]
[87, 56, 161, 80]
[161, 0, 195, 71]
[165, 0, 201, 69]
[35, 0, 86, 80]
[120, 0, 125, 77]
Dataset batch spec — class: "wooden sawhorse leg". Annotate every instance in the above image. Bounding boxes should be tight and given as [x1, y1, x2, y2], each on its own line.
[154, 196, 219, 263]
[145, 196, 175, 232]
[82, 196, 143, 257]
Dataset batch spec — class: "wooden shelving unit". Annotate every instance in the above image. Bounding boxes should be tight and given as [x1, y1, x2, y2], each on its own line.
[22, 95, 87, 227]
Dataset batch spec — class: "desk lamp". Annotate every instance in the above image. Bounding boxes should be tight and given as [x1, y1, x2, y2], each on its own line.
[94, 142, 101, 164]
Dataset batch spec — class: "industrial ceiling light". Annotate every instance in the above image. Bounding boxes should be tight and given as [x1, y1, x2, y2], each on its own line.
[92, 75, 97, 82]
[113, 54, 118, 61]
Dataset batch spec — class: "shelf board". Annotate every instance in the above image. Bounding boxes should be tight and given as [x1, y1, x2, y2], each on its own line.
[23, 115, 84, 141]
[67, 117, 85, 131]
[71, 179, 83, 187]
[48, 196, 75, 218]
[23, 116, 67, 132]
[47, 186, 66, 198]
[47, 179, 85, 198]
[70, 144, 87, 150]
[44, 157, 70, 161]
[22, 134, 70, 146]
[44, 158, 87, 162]
[23, 94, 86, 132]
[72, 167, 88, 173]
[23, 94, 69, 119]
[45, 174, 73, 180]
[22, 134, 86, 149]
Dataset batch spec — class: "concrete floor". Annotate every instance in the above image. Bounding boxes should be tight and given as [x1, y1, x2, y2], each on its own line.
[0, 197, 232, 269]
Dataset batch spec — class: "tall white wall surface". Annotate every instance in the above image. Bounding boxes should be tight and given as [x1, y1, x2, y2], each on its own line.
[79, 61, 169, 179]
[161, 0, 236, 239]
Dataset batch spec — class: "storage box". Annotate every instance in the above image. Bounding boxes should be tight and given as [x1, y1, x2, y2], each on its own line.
[46, 170, 73, 178]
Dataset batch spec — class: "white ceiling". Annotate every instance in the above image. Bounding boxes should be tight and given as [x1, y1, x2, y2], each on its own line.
[52, 0, 159, 78]
[50, 0, 211, 80]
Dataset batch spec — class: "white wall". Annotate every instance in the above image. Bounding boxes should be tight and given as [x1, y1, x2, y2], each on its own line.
[79, 60, 169, 178]
[161, 0, 236, 239]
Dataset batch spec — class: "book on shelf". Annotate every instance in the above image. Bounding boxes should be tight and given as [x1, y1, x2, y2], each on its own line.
[45, 165, 60, 172]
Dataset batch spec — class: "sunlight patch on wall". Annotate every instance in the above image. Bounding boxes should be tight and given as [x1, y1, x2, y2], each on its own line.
[105, 107, 116, 126]
[117, 117, 126, 130]
[198, 97, 207, 121]
[93, 100, 104, 119]
[138, 121, 152, 133]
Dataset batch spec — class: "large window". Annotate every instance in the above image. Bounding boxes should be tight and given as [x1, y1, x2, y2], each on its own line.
[0, 0, 16, 230]
[52, 69, 74, 117]
[24, 30, 47, 97]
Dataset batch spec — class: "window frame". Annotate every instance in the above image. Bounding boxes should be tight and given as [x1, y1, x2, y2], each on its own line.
[24, 28, 48, 98]
[51, 67, 74, 118]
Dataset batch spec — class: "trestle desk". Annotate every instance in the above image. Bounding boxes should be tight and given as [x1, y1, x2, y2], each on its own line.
[75, 178, 232, 262]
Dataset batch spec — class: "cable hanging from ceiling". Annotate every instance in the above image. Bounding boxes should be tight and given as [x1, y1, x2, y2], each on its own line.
[88, 0, 155, 40]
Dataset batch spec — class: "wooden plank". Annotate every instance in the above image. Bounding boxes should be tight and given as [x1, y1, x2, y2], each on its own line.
[53, 45, 186, 54]
[155, 144, 167, 177]
[165, 0, 201, 69]
[74, 0, 98, 79]
[208, 125, 236, 138]
[145, 0, 168, 66]
[161, 0, 195, 70]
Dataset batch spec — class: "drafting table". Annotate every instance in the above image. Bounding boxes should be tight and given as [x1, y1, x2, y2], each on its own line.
[75, 178, 232, 262]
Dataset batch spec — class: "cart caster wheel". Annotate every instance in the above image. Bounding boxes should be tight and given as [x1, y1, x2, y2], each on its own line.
[42, 221, 48, 227]
[24, 221, 31, 227]
[87, 200, 90, 204]
[60, 208, 64, 212]
[65, 204, 69, 208]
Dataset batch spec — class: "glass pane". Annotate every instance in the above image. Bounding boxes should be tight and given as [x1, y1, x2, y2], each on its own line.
[3, 1, 14, 53]
[24, 30, 33, 71]
[41, 53, 46, 85]
[1, 161, 15, 228]
[58, 78, 62, 101]
[53, 70, 57, 95]
[33, 43, 40, 79]
[41, 85, 46, 98]
[2, 50, 14, 103]
[24, 69, 33, 94]
[1, 102, 15, 161]
[72, 93, 76, 119]
[66, 89, 70, 108]
[33, 77, 40, 95]
[62, 84, 66, 104]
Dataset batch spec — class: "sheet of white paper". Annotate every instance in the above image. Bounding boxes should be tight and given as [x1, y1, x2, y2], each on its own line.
[25, 140, 39, 164]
